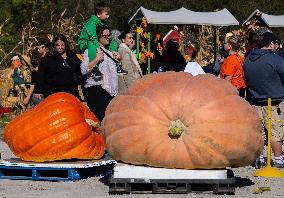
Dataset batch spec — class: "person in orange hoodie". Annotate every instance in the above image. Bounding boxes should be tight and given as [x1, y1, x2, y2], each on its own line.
[220, 35, 246, 98]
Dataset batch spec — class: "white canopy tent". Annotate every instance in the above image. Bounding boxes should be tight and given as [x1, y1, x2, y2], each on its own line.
[243, 9, 284, 27]
[129, 6, 239, 26]
[128, 7, 239, 73]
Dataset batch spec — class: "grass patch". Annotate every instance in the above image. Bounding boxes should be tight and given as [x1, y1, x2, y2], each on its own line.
[0, 115, 10, 141]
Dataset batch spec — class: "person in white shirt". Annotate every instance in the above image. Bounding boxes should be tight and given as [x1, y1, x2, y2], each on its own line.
[184, 49, 205, 76]
[80, 25, 120, 121]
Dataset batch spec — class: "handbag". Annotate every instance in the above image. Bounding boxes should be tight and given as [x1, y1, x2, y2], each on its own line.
[88, 47, 117, 83]
[82, 48, 117, 86]
[83, 66, 103, 84]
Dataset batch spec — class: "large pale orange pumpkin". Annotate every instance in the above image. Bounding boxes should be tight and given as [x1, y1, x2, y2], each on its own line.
[4, 92, 105, 162]
[102, 72, 263, 169]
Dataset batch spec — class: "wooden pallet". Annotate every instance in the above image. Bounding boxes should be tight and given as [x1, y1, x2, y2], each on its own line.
[0, 156, 116, 181]
[109, 176, 235, 194]
[109, 163, 235, 194]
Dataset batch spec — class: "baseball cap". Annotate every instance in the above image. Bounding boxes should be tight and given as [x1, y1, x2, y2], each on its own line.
[258, 32, 278, 48]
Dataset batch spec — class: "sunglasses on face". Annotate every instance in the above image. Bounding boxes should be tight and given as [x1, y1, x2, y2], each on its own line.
[102, 34, 110, 39]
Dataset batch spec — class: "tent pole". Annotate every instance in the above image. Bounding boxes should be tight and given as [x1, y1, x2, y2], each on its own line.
[213, 26, 217, 61]
[147, 32, 151, 74]
[136, 28, 140, 59]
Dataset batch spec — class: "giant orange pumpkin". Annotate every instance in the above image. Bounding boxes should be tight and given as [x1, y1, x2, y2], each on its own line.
[102, 72, 263, 169]
[4, 92, 105, 162]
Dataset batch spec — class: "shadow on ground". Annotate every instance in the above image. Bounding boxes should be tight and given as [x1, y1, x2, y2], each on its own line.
[235, 176, 254, 187]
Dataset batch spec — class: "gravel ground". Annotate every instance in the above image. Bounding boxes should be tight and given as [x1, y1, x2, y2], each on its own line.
[1, 127, 284, 198]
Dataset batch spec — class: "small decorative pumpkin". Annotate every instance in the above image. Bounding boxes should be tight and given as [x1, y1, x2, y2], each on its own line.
[4, 92, 105, 162]
[103, 72, 263, 169]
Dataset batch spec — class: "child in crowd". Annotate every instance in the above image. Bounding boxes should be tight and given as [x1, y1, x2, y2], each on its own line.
[37, 39, 51, 59]
[184, 48, 205, 76]
[78, 2, 126, 74]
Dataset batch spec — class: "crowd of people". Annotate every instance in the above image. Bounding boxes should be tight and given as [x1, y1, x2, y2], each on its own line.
[244, 32, 284, 168]
[23, 2, 141, 122]
[208, 30, 284, 168]
[20, 2, 284, 168]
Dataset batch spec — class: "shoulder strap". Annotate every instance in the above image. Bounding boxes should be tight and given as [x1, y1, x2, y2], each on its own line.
[100, 47, 118, 64]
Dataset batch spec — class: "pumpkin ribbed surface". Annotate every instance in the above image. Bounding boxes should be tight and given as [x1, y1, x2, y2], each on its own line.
[102, 72, 263, 169]
[4, 92, 105, 162]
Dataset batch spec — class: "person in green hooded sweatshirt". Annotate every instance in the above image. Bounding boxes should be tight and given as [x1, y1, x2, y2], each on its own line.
[78, 2, 127, 75]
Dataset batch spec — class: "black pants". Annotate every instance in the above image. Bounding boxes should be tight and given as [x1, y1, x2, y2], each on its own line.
[44, 86, 80, 100]
[83, 85, 113, 122]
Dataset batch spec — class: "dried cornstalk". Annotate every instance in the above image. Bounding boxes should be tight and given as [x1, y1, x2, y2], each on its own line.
[0, 18, 9, 36]
[195, 26, 215, 66]
[178, 25, 218, 67]
[0, 1, 85, 115]
[0, 68, 14, 106]
[50, 2, 85, 49]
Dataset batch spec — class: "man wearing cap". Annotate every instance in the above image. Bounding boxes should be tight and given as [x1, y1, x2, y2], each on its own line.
[244, 32, 284, 168]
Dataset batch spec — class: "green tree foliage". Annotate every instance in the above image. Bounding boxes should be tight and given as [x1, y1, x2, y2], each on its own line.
[10, 0, 50, 30]
[0, 1, 14, 45]
[0, 0, 51, 67]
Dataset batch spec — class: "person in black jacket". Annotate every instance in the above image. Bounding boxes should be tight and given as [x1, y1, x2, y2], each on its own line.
[23, 39, 51, 106]
[38, 34, 82, 99]
[160, 39, 186, 72]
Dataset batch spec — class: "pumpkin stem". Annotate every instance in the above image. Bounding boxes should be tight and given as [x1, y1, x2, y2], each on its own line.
[168, 120, 186, 139]
[85, 119, 100, 129]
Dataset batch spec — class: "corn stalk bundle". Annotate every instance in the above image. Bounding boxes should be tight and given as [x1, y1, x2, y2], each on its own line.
[0, 68, 14, 107]
[0, 2, 85, 115]
[237, 29, 247, 56]
[0, 65, 29, 114]
[195, 26, 214, 67]
[9, 84, 28, 115]
[50, 5, 84, 49]
[178, 26, 187, 60]
[179, 25, 217, 67]
[0, 15, 37, 114]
